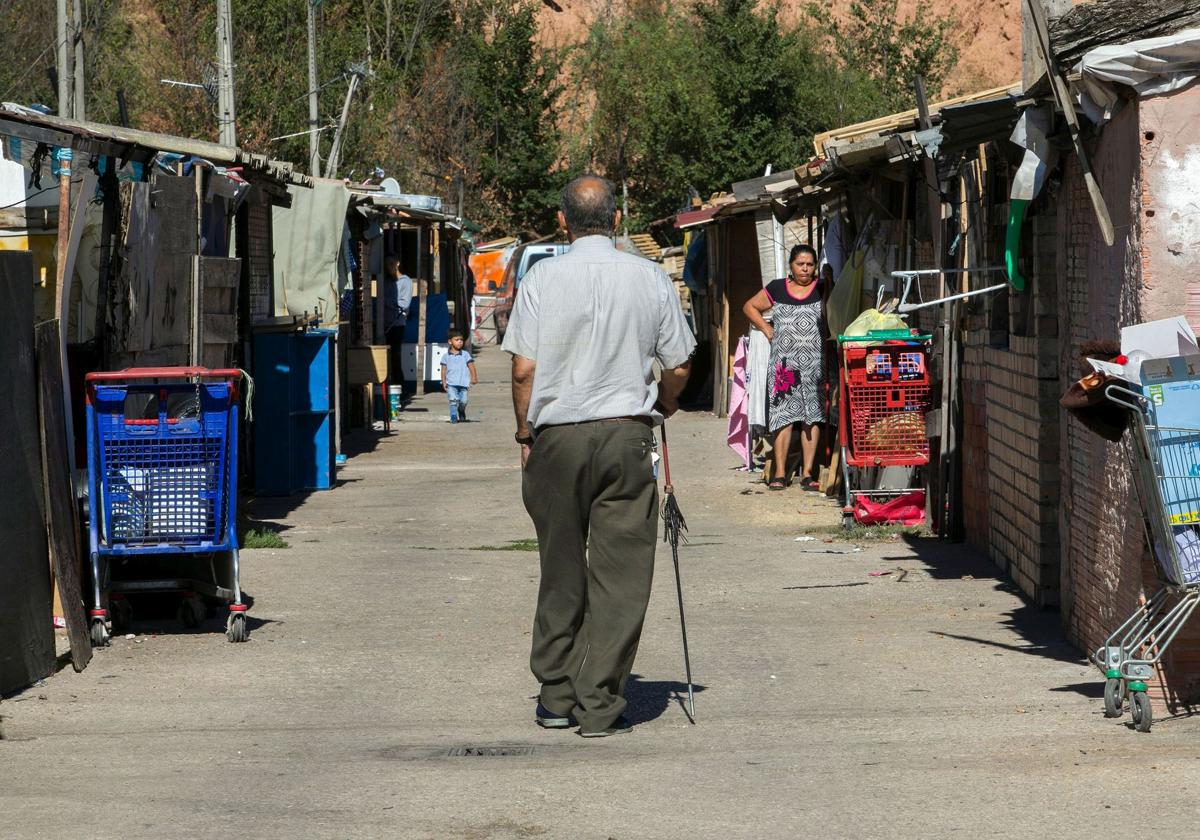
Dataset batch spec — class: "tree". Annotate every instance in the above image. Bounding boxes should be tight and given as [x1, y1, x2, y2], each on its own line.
[825, 0, 959, 112]
[452, 0, 565, 235]
[580, 0, 838, 226]
[578, 6, 720, 227]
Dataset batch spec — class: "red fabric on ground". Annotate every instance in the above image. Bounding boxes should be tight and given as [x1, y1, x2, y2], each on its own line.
[854, 490, 925, 526]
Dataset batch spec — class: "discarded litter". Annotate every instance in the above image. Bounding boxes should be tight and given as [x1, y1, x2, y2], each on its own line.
[794, 536, 817, 542]
[868, 570, 892, 577]
[124, 633, 135, 640]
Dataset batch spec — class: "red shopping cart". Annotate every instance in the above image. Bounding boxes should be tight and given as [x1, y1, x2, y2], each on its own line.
[837, 331, 933, 527]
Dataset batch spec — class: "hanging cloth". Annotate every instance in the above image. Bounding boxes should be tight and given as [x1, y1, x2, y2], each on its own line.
[746, 328, 771, 430]
[727, 335, 750, 466]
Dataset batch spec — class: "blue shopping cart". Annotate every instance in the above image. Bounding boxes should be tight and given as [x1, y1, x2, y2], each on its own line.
[85, 367, 248, 645]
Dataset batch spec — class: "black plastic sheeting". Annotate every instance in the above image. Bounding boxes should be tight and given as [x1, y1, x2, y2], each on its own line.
[0, 251, 55, 695]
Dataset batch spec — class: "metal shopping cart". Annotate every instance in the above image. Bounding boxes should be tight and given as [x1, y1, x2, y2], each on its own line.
[838, 331, 934, 528]
[85, 367, 248, 646]
[1091, 382, 1200, 732]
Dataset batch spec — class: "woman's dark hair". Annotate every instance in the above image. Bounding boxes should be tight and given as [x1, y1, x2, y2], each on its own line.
[788, 244, 817, 264]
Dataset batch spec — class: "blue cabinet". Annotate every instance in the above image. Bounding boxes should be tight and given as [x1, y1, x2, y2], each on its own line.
[252, 328, 336, 495]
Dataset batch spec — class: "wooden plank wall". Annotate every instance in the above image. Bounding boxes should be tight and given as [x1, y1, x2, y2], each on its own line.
[108, 174, 197, 369]
[201, 256, 242, 368]
[35, 319, 91, 672]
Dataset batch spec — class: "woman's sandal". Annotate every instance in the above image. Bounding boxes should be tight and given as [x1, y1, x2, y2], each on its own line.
[799, 478, 821, 492]
[768, 479, 786, 491]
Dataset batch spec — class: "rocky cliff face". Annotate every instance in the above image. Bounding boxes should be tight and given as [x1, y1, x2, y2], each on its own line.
[536, 0, 1022, 97]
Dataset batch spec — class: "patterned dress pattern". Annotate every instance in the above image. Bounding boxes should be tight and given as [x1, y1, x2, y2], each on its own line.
[765, 278, 826, 433]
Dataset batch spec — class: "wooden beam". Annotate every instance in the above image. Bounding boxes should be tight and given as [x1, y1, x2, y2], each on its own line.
[36, 319, 92, 672]
[1027, 0, 1115, 246]
[813, 84, 1019, 156]
[0, 207, 59, 230]
[1049, 0, 1200, 67]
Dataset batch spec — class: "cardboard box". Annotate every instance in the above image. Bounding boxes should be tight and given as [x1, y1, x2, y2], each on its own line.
[347, 346, 388, 385]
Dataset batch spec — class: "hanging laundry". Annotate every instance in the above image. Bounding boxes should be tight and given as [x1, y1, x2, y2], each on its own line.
[727, 336, 750, 467]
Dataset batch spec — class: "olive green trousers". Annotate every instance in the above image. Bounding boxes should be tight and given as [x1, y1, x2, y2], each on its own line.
[522, 420, 659, 731]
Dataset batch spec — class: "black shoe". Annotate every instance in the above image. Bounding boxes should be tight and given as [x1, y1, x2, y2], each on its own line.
[578, 715, 633, 738]
[535, 703, 576, 729]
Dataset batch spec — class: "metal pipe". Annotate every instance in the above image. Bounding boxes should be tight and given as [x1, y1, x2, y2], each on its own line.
[897, 282, 1009, 313]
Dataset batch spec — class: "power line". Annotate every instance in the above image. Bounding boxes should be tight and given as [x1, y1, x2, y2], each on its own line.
[0, 178, 84, 212]
[0, 36, 67, 103]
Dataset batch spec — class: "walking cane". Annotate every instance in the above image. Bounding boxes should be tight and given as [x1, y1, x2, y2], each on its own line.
[659, 421, 696, 722]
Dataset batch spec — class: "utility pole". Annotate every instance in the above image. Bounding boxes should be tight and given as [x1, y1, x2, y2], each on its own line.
[324, 63, 366, 179]
[56, 0, 70, 117]
[72, 0, 85, 120]
[215, 0, 237, 147]
[307, 0, 321, 175]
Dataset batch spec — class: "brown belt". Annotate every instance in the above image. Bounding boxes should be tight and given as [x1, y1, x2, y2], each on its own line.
[536, 415, 654, 432]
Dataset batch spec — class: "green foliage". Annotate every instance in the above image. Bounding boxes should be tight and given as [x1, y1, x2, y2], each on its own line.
[242, 527, 289, 549]
[0, 0, 960, 237]
[692, 0, 816, 188]
[579, 0, 957, 227]
[453, 0, 565, 235]
[826, 0, 959, 112]
[578, 8, 720, 227]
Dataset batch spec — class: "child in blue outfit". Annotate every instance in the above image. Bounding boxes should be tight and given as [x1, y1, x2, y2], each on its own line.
[440, 330, 478, 423]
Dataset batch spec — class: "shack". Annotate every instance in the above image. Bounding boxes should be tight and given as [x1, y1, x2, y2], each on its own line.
[772, 0, 1200, 716]
[0, 104, 307, 684]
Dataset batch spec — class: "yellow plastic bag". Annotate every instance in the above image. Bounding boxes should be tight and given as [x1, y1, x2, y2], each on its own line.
[843, 308, 908, 337]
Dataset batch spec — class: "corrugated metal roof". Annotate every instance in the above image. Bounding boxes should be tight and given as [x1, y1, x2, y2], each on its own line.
[675, 207, 719, 229]
[811, 83, 1022, 156]
[937, 92, 1027, 154]
[0, 103, 310, 187]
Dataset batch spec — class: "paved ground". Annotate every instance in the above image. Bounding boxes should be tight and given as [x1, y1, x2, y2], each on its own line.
[4, 348, 1200, 839]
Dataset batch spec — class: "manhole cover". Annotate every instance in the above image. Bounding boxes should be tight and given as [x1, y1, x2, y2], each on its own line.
[447, 745, 534, 757]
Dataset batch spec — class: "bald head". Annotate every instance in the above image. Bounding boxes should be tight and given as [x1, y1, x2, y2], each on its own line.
[559, 175, 618, 238]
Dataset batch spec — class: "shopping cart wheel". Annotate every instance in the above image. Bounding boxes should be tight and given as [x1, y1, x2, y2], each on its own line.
[1103, 678, 1124, 718]
[90, 618, 109, 648]
[226, 611, 248, 643]
[1131, 691, 1153, 733]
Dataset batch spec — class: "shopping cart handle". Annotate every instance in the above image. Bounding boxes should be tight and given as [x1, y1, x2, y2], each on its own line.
[86, 367, 242, 383]
[1104, 383, 1145, 411]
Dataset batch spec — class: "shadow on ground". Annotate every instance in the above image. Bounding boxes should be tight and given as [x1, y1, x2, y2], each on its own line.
[625, 673, 707, 725]
[870, 537, 1089, 696]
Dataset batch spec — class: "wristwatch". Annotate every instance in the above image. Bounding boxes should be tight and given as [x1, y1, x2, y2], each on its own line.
[515, 430, 534, 446]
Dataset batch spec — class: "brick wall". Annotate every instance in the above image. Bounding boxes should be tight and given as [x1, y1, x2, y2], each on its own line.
[960, 341, 990, 553]
[1053, 98, 1200, 713]
[959, 205, 1062, 606]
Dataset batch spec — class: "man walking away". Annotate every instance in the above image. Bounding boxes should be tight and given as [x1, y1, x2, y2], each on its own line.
[502, 175, 696, 737]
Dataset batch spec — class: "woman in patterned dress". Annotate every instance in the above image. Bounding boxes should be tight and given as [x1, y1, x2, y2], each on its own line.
[741, 244, 828, 490]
